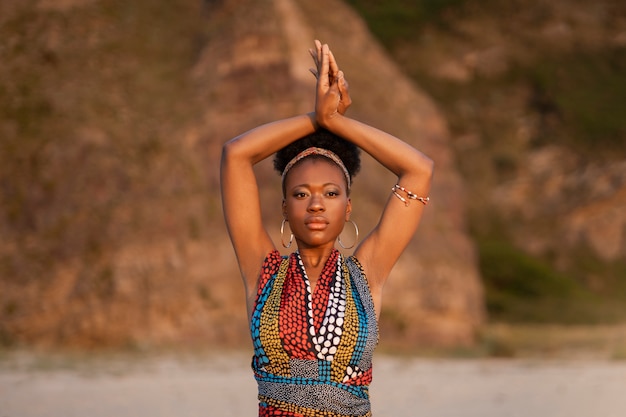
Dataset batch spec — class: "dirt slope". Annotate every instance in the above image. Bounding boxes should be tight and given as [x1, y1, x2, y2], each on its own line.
[0, 0, 483, 349]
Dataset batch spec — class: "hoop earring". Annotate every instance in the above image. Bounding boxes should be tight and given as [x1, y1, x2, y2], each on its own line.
[280, 219, 294, 248]
[338, 220, 359, 250]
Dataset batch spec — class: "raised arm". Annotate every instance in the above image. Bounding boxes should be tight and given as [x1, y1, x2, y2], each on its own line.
[313, 42, 434, 291]
[222, 42, 352, 298]
[220, 114, 318, 294]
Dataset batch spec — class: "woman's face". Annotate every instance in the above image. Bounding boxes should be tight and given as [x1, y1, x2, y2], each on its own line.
[283, 157, 351, 250]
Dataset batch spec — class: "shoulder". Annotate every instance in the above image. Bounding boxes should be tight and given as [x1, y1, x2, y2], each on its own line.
[261, 249, 285, 272]
[346, 255, 368, 283]
[256, 250, 290, 292]
[347, 253, 384, 319]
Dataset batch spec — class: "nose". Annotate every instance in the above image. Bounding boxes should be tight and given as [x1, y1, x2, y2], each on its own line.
[307, 193, 325, 212]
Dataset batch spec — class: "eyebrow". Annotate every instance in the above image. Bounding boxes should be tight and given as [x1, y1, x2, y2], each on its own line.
[287, 183, 345, 195]
[289, 182, 342, 189]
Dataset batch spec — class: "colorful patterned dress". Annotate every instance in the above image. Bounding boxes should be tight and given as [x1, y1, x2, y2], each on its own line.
[250, 249, 379, 417]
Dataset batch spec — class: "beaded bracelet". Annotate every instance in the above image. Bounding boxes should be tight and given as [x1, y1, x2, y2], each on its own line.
[391, 184, 430, 206]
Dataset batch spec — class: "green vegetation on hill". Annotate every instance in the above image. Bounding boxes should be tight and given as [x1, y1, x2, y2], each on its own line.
[518, 49, 626, 151]
[480, 239, 626, 324]
[347, 0, 626, 324]
[348, 0, 626, 155]
[345, 0, 465, 43]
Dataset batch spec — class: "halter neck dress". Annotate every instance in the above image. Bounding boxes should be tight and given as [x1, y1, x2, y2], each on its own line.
[250, 249, 379, 417]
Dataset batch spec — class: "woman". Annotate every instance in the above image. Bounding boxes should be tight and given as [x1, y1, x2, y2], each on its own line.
[221, 40, 434, 417]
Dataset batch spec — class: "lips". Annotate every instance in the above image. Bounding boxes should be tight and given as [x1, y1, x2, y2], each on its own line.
[305, 217, 329, 230]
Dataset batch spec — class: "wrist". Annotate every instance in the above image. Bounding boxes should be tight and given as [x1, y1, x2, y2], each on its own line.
[317, 112, 343, 131]
[306, 112, 320, 130]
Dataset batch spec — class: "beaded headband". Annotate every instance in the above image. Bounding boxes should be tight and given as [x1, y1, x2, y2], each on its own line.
[281, 147, 351, 189]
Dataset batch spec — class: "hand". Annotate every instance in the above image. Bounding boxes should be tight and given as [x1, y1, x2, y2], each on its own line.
[309, 40, 351, 116]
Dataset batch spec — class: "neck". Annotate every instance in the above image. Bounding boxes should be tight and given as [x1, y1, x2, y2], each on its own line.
[297, 246, 335, 269]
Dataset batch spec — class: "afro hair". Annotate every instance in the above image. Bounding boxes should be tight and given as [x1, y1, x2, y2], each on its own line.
[273, 129, 361, 182]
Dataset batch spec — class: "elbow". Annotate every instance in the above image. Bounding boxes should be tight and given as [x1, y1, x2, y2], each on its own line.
[425, 156, 435, 178]
[398, 156, 433, 189]
[220, 139, 242, 180]
[404, 155, 434, 187]
[416, 154, 434, 180]
[425, 158, 435, 187]
[221, 133, 261, 166]
[221, 138, 236, 159]
[221, 137, 244, 167]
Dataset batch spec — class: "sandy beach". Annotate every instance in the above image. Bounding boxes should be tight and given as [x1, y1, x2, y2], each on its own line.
[2, 350, 626, 417]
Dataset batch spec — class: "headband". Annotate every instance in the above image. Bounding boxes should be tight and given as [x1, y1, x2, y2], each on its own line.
[281, 147, 351, 189]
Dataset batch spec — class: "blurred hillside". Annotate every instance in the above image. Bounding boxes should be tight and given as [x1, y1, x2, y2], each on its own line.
[3, 0, 624, 353]
[349, 0, 626, 323]
[0, 0, 482, 349]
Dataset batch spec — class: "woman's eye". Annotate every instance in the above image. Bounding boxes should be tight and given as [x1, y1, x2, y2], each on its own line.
[294, 192, 308, 198]
[327, 191, 339, 197]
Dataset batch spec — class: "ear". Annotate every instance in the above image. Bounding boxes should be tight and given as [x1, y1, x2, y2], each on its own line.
[282, 199, 287, 219]
[345, 198, 352, 221]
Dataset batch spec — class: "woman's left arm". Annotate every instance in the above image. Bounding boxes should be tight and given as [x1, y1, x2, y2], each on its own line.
[327, 115, 433, 286]
[314, 43, 434, 290]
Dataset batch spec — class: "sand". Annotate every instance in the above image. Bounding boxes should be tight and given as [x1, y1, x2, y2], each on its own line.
[1, 351, 626, 417]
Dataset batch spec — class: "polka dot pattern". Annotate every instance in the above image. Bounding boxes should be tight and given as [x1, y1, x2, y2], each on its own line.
[250, 250, 379, 417]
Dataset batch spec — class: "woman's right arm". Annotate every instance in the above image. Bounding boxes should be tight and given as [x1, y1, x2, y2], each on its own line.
[220, 114, 318, 291]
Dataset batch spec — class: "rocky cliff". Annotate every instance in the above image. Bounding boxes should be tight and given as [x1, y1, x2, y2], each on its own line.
[0, 0, 483, 349]
[374, 0, 626, 308]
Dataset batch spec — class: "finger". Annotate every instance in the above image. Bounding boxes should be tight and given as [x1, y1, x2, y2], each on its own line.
[328, 66, 341, 97]
[314, 39, 322, 54]
[314, 40, 322, 71]
[338, 72, 351, 110]
[308, 47, 319, 67]
[318, 44, 331, 88]
[328, 50, 339, 80]
[337, 71, 348, 95]
[329, 78, 341, 105]
[309, 50, 319, 78]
